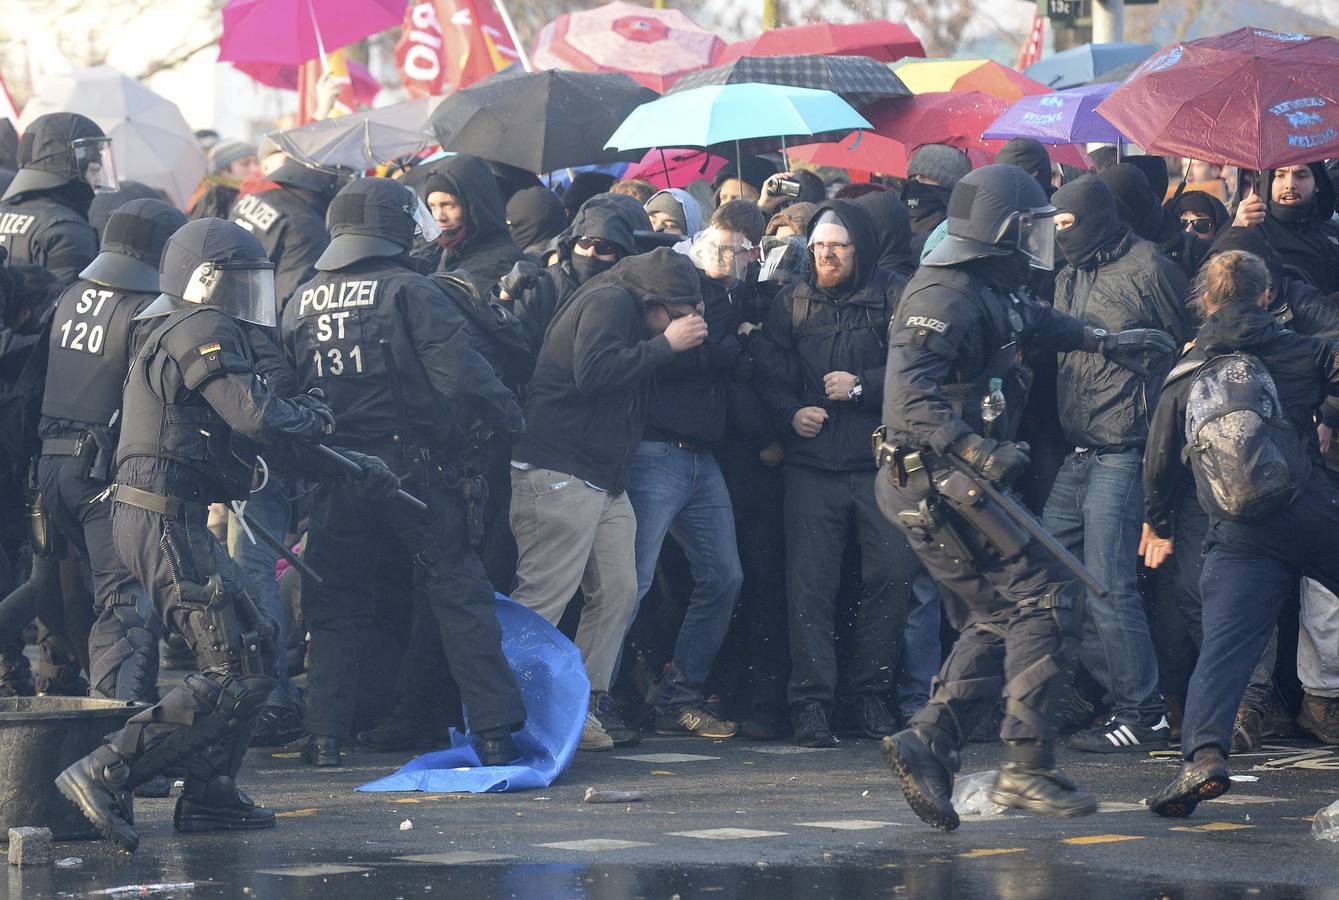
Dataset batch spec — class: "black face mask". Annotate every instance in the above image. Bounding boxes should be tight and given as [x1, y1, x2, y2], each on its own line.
[570, 253, 616, 284]
[1271, 195, 1317, 224]
[1052, 179, 1122, 269]
[901, 181, 951, 234]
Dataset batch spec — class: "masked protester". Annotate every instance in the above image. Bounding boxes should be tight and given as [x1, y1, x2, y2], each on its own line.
[505, 186, 567, 260]
[902, 144, 972, 261]
[0, 113, 111, 286]
[1232, 162, 1339, 295]
[876, 165, 1176, 831]
[856, 190, 918, 280]
[996, 138, 1056, 198]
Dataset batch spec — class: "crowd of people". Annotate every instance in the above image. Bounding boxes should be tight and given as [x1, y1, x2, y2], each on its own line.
[0, 98, 1338, 850]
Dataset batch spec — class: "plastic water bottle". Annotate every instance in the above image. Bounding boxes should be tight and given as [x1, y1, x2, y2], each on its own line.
[981, 377, 1006, 438]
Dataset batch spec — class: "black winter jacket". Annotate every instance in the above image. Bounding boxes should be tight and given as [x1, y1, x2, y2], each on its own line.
[426, 155, 526, 294]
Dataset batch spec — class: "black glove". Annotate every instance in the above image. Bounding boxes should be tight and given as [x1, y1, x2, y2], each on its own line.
[499, 260, 541, 299]
[1088, 327, 1177, 377]
[341, 450, 400, 497]
[953, 434, 1031, 485]
[499, 409, 526, 443]
[291, 394, 336, 436]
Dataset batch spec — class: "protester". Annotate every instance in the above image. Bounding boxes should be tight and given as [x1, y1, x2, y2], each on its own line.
[188, 139, 260, 221]
[505, 185, 567, 260]
[416, 154, 527, 293]
[902, 144, 972, 260]
[645, 188, 704, 236]
[1231, 162, 1339, 295]
[996, 138, 1056, 197]
[712, 157, 777, 207]
[611, 178, 657, 205]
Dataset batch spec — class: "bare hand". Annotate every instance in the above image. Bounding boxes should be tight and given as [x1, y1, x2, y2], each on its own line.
[824, 371, 858, 401]
[1139, 522, 1174, 569]
[1233, 190, 1266, 228]
[1320, 423, 1334, 455]
[791, 406, 829, 438]
[664, 314, 708, 352]
[759, 171, 797, 212]
[738, 321, 760, 337]
[313, 70, 346, 120]
[759, 441, 784, 466]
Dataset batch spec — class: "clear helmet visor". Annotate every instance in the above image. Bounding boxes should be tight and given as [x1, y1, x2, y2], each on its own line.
[689, 226, 755, 283]
[181, 260, 277, 327]
[71, 137, 118, 193]
[407, 188, 442, 243]
[1016, 208, 1057, 270]
[757, 235, 809, 286]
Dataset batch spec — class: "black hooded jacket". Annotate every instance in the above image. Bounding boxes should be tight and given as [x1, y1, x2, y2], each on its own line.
[855, 191, 917, 279]
[506, 186, 567, 257]
[423, 155, 526, 294]
[231, 161, 336, 314]
[754, 199, 906, 471]
[512, 247, 698, 493]
[1254, 162, 1339, 296]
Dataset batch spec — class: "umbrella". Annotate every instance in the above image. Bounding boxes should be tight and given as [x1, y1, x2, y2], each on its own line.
[983, 83, 1124, 145]
[788, 92, 1090, 177]
[531, 1, 725, 93]
[667, 54, 911, 109]
[1084, 59, 1143, 86]
[431, 70, 656, 174]
[1024, 42, 1157, 89]
[1096, 27, 1339, 170]
[269, 97, 437, 171]
[232, 57, 382, 107]
[604, 83, 871, 156]
[622, 148, 729, 189]
[892, 58, 1049, 103]
[720, 20, 925, 64]
[19, 65, 204, 209]
[218, 0, 406, 66]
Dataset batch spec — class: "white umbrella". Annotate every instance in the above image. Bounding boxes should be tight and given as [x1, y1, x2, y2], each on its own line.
[20, 65, 206, 209]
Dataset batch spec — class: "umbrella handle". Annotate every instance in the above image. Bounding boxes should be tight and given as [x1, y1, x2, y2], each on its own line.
[306, 0, 329, 72]
[494, 0, 532, 72]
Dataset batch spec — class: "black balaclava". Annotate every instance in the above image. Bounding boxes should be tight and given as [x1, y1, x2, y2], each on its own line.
[1052, 176, 1123, 269]
[1096, 163, 1159, 240]
[900, 180, 951, 235]
[570, 254, 615, 283]
[1124, 155, 1169, 205]
[996, 138, 1055, 197]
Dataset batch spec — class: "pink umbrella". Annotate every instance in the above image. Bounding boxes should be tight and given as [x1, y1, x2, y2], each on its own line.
[623, 148, 728, 189]
[232, 58, 382, 107]
[218, 0, 408, 66]
[531, 1, 725, 93]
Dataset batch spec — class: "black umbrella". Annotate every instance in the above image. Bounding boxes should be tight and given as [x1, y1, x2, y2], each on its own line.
[430, 70, 657, 174]
[666, 54, 911, 109]
[1082, 58, 1144, 86]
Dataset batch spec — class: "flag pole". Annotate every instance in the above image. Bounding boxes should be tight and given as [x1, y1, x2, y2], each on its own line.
[493, 0, 531, 72]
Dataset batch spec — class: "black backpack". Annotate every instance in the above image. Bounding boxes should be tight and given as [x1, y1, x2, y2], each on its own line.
[1182, 352, 1308, 520]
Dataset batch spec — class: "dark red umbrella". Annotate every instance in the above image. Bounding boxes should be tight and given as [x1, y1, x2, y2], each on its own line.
[721, 20, 924, 64]
[1096, 27, 1339, 170]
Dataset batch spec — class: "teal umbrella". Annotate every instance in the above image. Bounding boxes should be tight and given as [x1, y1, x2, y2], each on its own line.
[604, 83, 870, 157]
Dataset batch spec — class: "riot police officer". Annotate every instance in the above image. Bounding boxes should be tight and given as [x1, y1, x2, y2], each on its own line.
[875, 165, 1176, 830]
[56, 218, 397, 853]
[0, 113, 109, 285]
[37, 198, 186, 705]
[279, 177, 527, 768]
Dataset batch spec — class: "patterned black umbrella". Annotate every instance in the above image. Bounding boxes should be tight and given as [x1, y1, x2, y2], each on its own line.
[666, 54, 911, 109]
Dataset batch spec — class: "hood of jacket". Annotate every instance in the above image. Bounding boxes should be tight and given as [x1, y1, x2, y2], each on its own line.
[560, 192, 651, 261]
[1265, 161, 1338, 223]
[804, 198, 880, 300]
[506, 186, 567, 253]
[1198, 302, 1281, 355]
[855, 190, 916, 275]
[645, 188, 704, 237]
[606, 245, 700, 306]
[1097, 163, 1163, 241]
[421, 153, 511, 246]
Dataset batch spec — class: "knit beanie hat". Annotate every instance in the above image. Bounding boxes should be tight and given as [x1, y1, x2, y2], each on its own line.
[209, 139, 257, 175]
[645, 190, 688, 233]
[907, 144, 972, 190]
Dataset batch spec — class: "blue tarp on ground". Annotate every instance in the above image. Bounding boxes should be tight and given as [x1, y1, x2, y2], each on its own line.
[357, 595, 589, 794]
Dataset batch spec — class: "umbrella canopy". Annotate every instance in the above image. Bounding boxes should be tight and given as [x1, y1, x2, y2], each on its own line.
[667, 54, 911, 109]
[622, 148, 729, 189]
[431, 69, 656, 174]
[605, 83, 871, 155]
[531, 1, 725, 93]
[983, 83, 1124, 145]
[19, 65, 204, 209]
[1024, 42, 1157, 89]
[892, 58, 1049, 103]
[1096, 27, 1339, 170]
[789, 92, 1089, 177]
[1084, 58, 1143, 86]
[232, 58, 381, 106]
[219, 0, 406, 66]
[270, 97, 437, 171]
[721, 20, 924, 63]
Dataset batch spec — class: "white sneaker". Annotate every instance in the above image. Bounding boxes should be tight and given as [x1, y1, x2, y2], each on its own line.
[579, 712, 614, 751]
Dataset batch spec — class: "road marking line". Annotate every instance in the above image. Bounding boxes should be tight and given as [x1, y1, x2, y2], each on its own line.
[651, 770, 675, 775]
[744, 745, 839, 755]
[1169, 822, 1255, 832]
[668, 828, 787, 840]
[794, 820, 899, 830]
[1096, 801, 1146, 813]
[395, 852, 516, 864]
[274, 808, 319, 817]
[614, 753, 721, 763]
[1206, 794, 1281, 806]
[1061, 834, 1145, 845]
[959, 848, 1027, 859]
[256, 865, 369, 876]
[538, 839, 654, 851]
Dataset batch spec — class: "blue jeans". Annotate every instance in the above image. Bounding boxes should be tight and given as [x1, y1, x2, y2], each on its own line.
[1042, 448, 1163, 725]
[229, 477, 298, 710]
[895, 569, 942, 720]
[627, 442, 743, 712]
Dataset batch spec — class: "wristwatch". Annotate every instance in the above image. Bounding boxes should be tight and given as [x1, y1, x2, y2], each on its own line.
[848, 375, 863, 402]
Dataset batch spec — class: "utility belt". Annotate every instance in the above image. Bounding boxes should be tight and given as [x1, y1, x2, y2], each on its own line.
[110, 484, 185, 519]
[361, 436, 490, 549]
[42, 427, 116, 483]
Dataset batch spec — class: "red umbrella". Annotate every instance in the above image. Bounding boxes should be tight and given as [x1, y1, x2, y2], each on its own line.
[218, 0, 407, 66]
[721, 20, 925, 64]
[531, 1, 725, 93]
[622, 148, 729, 189]
[1096, 27, 1339, 170]
[233, 58, 382, 107]
[789, 92, 1089, 176]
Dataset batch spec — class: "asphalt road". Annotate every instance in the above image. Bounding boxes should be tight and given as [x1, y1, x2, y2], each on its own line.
[7, 731, 1339, 899]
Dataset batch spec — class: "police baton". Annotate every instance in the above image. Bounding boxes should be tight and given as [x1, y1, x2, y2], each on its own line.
[312, 444, 429, 514]
[232, 503, 323, 587]
[944, 454, 1109, 598]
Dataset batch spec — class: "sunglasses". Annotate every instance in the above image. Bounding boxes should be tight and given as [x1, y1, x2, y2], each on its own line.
[1181, 216, 1214, 235]
[576, 236, 622, 257]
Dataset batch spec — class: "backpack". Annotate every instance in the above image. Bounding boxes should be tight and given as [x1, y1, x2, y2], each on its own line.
[1182, 352, 1308, 521]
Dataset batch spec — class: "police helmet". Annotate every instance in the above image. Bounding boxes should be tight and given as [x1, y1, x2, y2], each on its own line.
[81, 198, 187, 293]
[315, 176, 440, 272]
[922, 164, 1058, 270]
[136, 218, 276, 326]
[3, 113, 117, 201]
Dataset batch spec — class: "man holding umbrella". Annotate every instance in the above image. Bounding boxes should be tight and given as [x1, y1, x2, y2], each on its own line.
[1232, 162, 1339, 296]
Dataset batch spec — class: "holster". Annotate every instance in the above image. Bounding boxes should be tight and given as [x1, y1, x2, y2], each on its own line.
[461, 474, 488, 549]
[934, 469, 1030, 560]
[28, 485, 54, 559]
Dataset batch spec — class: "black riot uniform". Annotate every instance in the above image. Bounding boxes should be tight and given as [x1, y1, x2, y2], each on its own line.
[0, 113, 107, 285]
[231, 160, 339, 314]
[875, 166, 1177, 831]
[279, 177, 527, 767]
[36, 199, 186, 703]
[55, 218, 396, 853]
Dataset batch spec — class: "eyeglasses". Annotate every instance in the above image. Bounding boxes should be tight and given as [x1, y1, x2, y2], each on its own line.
[1180, 215, 1214, 235]
[812, 240, 853, 255]
[653, 301, 702, 320]
[576, 236, 621, 257]
[712, 243, 753, 260]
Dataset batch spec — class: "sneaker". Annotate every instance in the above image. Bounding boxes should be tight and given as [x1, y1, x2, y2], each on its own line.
[843, 695, 897, 739]
[655, 705, 738, 738]
[1231, 706, 1263, 753]
[1069, 715, 1170, 753]
[591, 691, 640, 746]
[1149, 747, 1230, 818]
[1297, 693, 1339, 745]
[579, 712, 613, 752]
[790, 701, 837, 748]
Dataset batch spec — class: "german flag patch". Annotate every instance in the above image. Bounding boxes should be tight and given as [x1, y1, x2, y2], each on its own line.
[197, 342, 223, 356]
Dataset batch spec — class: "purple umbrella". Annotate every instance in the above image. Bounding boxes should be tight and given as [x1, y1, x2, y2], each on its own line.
[982, 82, 1124, 145]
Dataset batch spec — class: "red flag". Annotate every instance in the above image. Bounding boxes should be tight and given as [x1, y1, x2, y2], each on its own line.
[395, 0, 518, 98]
[1017, 15, 1046, 71]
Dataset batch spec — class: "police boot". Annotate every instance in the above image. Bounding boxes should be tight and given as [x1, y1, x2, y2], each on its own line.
[174, 775, 276, 833]
[881, 724, 961, 831]
[1148, 746, 1230, 818]
[989, 740, 1097, 818]
[302, 735, 344, 767]
[55, 746, 139, 853]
